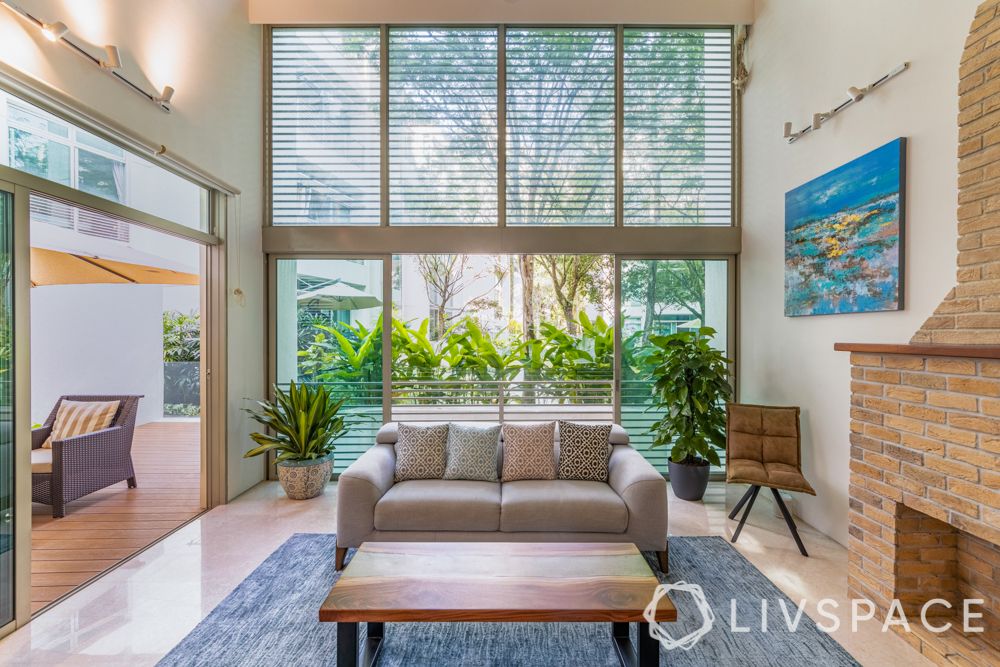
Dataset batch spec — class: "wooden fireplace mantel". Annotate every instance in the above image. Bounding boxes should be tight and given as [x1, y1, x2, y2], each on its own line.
[834, 342, 1000, 359]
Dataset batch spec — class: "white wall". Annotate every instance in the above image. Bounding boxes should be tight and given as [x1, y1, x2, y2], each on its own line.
[31, 285, 164, 426]
[741, 0, 977, 545]
[0, 0, 265, 500]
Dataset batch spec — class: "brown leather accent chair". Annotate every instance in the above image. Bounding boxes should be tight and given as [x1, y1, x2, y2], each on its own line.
[725, 403, 815, 556]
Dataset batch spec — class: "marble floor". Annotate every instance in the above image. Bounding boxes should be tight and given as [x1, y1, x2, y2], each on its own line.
[0, 481, 931, 666]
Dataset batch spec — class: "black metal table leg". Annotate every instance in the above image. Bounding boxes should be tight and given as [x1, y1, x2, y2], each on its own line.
[637, 622, 659, 667]
[612, 622, 659, 667]
[338, 621, 384, 666]
[338, 622, 358, 667]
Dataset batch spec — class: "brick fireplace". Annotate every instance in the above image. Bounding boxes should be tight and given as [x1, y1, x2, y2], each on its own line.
[834, 2, 1000, 664]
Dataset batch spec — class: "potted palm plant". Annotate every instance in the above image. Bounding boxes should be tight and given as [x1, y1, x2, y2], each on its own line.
[243, 381, 347, 500]
[648, 327, 732, 501]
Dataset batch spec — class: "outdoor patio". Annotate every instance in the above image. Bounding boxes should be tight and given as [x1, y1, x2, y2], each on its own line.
[30, 421, 202, 614]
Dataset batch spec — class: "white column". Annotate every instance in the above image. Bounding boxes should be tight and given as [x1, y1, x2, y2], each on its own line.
[704, 260, 728, 354]
[276, 260, 298, 384]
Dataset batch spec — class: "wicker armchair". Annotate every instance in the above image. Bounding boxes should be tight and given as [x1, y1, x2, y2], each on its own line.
[31, 395, 143, 518]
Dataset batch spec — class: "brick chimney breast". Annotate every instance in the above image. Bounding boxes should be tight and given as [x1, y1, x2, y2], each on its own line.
[913, 0, 1000, 344]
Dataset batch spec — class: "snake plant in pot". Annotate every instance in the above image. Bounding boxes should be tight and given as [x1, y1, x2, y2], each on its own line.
[648, 327, 732, 501]
[243, 381, 347, 500]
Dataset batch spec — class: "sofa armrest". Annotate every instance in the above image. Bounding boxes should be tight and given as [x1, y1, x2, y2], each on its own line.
[336, 443, 396, 549]
[608, 444, 668, 551]
[53, 426, 129, 472]
[32, 426, 52, 450]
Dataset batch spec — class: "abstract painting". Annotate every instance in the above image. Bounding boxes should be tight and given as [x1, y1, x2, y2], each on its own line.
[785, 138, 906, 317]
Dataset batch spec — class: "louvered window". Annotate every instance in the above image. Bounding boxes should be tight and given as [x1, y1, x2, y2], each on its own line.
[30, 193, 130, 242]
[623, 29, 732, 225]
[505, 28, 615, 226]
[389, 28, 497, 225]
[271, 28, 381, 225]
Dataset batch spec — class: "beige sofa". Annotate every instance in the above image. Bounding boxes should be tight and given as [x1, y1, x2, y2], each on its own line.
[335, 422, 669, 572]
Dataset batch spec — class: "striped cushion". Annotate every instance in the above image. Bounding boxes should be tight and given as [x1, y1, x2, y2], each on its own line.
[42, 400, 120, 449]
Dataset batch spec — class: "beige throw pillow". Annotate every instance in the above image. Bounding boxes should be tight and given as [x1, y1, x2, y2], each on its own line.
[501, 422, 556, 481]
[43, 400, 120, 449]
[394, 423, 449, 482]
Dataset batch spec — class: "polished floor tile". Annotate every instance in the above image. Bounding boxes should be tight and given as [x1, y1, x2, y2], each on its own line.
[0, 481, 931, 666]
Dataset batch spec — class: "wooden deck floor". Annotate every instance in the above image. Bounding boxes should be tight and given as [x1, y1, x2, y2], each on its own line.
[31, 421, 202, 614]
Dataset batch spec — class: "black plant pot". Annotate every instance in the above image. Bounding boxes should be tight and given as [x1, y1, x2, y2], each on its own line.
[668, 460, 710, 501]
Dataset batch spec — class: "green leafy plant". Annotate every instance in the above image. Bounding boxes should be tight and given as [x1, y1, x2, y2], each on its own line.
[163, 311, 200, 362]
[243, 381, 348, 463]
[647, 327, 732, 466]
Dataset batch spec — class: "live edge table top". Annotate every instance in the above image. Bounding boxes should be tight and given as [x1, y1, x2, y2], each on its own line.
[319, 542, 677, 624]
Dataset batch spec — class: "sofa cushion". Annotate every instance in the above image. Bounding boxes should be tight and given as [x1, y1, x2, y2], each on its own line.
[444, 423, 501, 481]
[43, 399, 119, 448]
[501, 422, 556, 481]
[375, 480, 501, 531]
[31, 448, 52, 473]
[394, 423, 448, 482]
[557, 421, 612, 482]
[500, 480, 627, 533]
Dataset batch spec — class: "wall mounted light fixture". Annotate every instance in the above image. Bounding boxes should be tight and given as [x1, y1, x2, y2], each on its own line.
[0, 0, 174, 113]
[783, 62, 909, 143]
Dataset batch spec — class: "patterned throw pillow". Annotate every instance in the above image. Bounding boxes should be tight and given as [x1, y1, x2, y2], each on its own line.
[557, 421, 612, 482]
[501, 422, 556, 482]
[394, 423, 449, 482]
[444, 423, 501, 481]
[43, 400, 120, 449]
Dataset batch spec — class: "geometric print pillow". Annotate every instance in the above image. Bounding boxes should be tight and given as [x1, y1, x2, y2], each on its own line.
[501, 422, 556, 482]
[557, 421, 612, 482]
[394, 423, 449, 482]
[43, 399, 120, 449]
[444, 423, 501, 481]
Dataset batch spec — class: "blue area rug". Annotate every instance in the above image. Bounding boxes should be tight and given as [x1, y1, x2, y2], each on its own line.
[158, 534, 858, 666]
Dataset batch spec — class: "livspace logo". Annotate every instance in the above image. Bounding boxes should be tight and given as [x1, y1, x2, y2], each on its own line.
[645, 584, 986, 651]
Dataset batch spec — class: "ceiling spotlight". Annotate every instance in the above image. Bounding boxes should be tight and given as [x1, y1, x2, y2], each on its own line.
[783, 121, 793, 139]
[847, 86, 866, 103]
[40, 20, 68, 42]
[155, 85, 175, 105]
[101, 44, 122, 69]
[811, 113, 825, 131]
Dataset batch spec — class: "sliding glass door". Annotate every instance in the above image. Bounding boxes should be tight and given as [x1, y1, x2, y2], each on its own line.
[0, 188, 11, 627]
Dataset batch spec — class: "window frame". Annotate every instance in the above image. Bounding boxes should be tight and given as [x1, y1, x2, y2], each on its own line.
[264, 24, 737, 232]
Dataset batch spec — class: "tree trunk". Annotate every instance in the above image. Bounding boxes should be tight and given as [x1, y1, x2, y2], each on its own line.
[643, 261, 658, 333]
[519, 255, 536, 339]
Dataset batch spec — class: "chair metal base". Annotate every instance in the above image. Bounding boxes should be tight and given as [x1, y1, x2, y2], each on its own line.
[729, 485, 809, 557]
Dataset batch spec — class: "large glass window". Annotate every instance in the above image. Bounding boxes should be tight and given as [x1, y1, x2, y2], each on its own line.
[271, 29, 381, 226]
[623, 29, 732, 225]
[389, 28, 498, 225]
[276, 259, 384, 473]
[620, 259, 729, 467]
[505, 29, 615, 226]
[268, 26, 733, 228]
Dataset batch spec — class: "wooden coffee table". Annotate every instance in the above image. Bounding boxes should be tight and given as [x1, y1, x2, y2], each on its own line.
[319, 542, 676, 667]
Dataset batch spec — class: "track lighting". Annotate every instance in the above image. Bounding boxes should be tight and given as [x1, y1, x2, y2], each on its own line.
[101, 44, 122, 70]
[0, 1, 173, 113]
[40, 20, 67, 41]
[782, 62, 910, 143]
[155, 85, 175, 106]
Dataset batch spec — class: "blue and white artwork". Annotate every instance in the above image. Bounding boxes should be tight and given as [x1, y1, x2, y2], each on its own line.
[784, 138, 906, 317]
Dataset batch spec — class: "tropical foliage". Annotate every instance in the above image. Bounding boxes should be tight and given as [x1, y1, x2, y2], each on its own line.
[163, 311, 200, 362]
[243, 381, 348, 462]
[647, 327, 732, 466]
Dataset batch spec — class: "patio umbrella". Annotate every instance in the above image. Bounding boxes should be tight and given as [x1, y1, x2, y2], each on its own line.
[30, 247, 199, 287]
[297, 282, 381, 311]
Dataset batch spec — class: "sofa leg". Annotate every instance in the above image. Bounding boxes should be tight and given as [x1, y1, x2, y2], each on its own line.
[52, 503, 65, 519]
[335, 547, 347, 571]
[657, 547, 668, 574]
[127, 476, 137, 489]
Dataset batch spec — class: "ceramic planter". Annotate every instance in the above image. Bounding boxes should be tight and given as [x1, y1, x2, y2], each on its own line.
[276, 454, 333, 500]
[668, 459, 710, 501]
